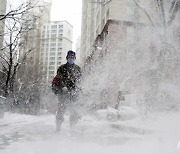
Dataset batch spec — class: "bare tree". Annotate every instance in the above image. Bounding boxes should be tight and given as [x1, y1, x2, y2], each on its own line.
[168, 0, 180, 25]
[0, 1, 49, 114]
[134, 0, 180, 28]
[0, 1, 40, 95]
[0, 1, 39, 21]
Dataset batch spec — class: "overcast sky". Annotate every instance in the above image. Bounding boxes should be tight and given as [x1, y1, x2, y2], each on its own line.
[51, 0, 82, 49]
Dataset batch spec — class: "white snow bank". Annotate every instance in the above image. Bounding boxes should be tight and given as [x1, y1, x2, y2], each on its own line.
[95, 106, 139, 121]
[117, 106, 139, 120]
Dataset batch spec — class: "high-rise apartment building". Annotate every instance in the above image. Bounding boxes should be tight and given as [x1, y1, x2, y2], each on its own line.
[80, 0, 145, 63]
[80, 0, 180, 63]
[20, 0, 52, 72]
[80, 0, 180, 108]
[40, 21, 73, 84]
[0, 0, 7, 51]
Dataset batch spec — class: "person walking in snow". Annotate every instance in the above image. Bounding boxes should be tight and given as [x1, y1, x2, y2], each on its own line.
[52, 50, 81, 131]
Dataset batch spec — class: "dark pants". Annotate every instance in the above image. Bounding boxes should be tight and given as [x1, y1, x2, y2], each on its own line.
[56, 91, 79, 130]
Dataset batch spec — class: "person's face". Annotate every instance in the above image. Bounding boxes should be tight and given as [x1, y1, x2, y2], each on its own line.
[67, 55, 75, 59]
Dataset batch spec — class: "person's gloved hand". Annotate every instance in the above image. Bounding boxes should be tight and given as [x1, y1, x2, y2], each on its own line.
[62, 87, 68, 93]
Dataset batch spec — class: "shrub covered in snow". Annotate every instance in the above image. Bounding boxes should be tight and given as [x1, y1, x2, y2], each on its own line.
[117, 106, 139, 120]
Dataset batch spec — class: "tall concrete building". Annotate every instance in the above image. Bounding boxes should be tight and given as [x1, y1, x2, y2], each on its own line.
[0, 0, 7, 51]
[40, 21, 73, 84]
[80, 0, 180, 63]
[80, 0, 180, 109]
[18, 0, 52, 103]
[80, 0, 144, 63]
[20, 0, 52, 71]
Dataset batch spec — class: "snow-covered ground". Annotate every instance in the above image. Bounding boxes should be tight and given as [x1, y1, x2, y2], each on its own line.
[0, 110, 180, 154]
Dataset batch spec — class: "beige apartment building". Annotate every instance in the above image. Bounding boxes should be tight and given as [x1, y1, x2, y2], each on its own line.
[80, 0, 180, 109]
[40, 21, 73, 84]
[80, 0, 149, 64]
[80, 0, 180, 64]
[20, 0, 52, 70]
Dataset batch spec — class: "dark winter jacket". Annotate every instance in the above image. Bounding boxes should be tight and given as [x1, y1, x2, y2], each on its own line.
[53, 63, 81, 94]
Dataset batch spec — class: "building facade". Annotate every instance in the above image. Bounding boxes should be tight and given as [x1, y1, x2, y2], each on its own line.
[20, 0, 52, 72]
[80, 0, 148, 63]
[80, 0, 180, 63]
[80, 0, 180, 110]
[40, 21, 73, 84]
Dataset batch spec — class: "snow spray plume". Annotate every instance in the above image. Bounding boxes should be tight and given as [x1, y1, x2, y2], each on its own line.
[79, 6, 180, 114]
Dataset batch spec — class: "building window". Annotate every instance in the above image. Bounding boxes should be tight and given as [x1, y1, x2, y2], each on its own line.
[59, 29, 63, 33]
[57, 62, 61, 65]
[49, 71, 54, 75]
[49, 66, 54, 70]
[50, 62, 55, 65]
[57, 57, 62, 60]
[49, 75, 54, 80]
[58, 52, 62, 56]
[50, 48, 56, 51]
[50, 43, 56, 47]
[50, 52, 55, 56]
[51, 34, 56, 38]
[59, 34, 63, 37]
[58, 47, 62, 51]
[51, 38, 56, 42]
[51, 30, 57, 33]
[51, 25, 57, 29]
[50, 57, 55, 60]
